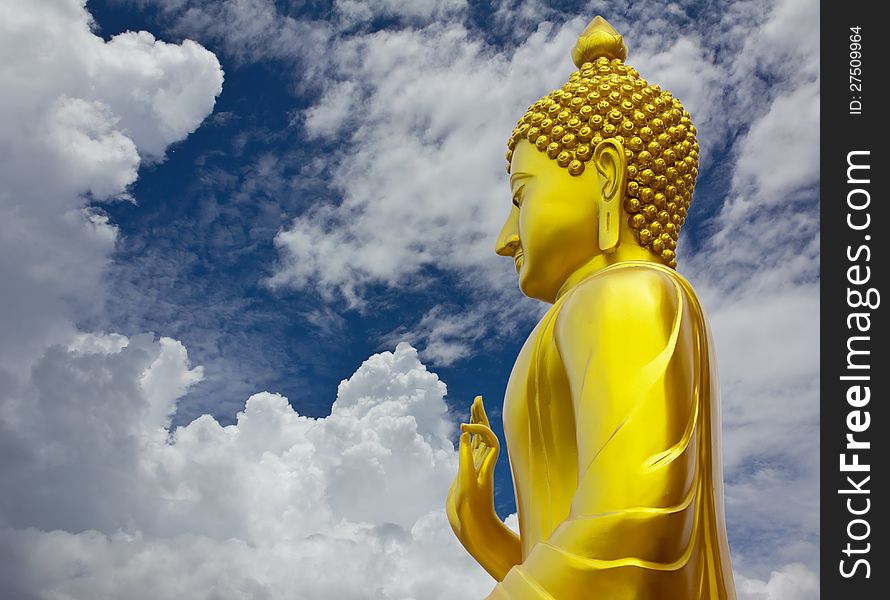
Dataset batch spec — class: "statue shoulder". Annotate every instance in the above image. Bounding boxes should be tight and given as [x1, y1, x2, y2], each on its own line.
[550, 263, 694, 383]
[559, 263, 683, 324]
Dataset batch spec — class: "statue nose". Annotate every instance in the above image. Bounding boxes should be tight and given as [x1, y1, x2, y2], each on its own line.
[496, 210, 520, 256]
[496, 232, 520, 257]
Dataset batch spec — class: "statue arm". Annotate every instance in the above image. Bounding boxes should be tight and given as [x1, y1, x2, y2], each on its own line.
[447, 398, 522, 581]
[491, 267, 702, 598]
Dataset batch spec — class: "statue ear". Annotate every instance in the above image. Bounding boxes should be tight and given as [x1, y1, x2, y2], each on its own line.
[593, 138, 626, 251]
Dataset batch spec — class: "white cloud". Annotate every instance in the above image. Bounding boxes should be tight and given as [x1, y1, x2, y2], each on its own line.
[628, 34, 725, 159]
[504, 512, 519, 533]
[0, 513, 483, 600]
[0, 0, 222, 374]
[144, 0, 333, 71]
[730, 80, 819, 208]
[145, 0, 469, 63]
[735, 563, 820, 600]
[390, 306, 490, 366]
[335, 0, 467, 27]
[0, 339, 494, 599]
[382, 302, 539, 367]
[270, 20, 579, 303]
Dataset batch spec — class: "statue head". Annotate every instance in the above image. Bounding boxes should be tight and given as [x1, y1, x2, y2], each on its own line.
[496, 17, 699, 301]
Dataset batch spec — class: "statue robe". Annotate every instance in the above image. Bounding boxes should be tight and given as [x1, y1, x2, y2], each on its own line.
[490, 261, 736, 599]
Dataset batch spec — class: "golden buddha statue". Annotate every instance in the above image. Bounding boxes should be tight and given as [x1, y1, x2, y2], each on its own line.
[446, 16, 736, 599]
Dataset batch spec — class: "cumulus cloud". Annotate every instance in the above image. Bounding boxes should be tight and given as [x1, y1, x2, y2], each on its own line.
[0, 0, 222, 375]
[735, 563, 820, 600]
[0, 339, 493, 599]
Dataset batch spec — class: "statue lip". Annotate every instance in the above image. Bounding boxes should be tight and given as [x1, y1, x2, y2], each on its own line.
[513, 249, 524, 271]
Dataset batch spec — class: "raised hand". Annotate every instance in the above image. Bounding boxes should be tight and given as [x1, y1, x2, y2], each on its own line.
[447, 396, 500, 538]
[446, 396, 521, 581]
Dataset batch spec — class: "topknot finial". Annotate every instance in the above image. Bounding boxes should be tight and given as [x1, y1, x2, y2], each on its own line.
[571, 16, 627, 67]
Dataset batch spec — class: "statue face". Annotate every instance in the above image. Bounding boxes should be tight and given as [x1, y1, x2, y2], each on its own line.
[497, 140, 601, 302]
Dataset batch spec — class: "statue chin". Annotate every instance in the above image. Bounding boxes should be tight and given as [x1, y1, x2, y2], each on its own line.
[516, 273, 550, 304]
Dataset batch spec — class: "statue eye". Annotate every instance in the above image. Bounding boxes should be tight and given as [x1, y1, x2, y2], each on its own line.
[512, 185, 526, 207]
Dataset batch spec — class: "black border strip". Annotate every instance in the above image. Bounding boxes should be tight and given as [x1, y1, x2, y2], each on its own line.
[821, 1, 887, 596]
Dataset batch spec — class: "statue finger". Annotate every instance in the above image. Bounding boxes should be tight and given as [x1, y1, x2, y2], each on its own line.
[471, 396, 491, 428]
[480, 443, 499, 477]
[472, 440, 487, 463]
[473, 395, 491, 427]
[458, 431, 475, 488]
[474, 444, 492, 474]
[473, 438, 495, 470]
[462, 423, 499, 449]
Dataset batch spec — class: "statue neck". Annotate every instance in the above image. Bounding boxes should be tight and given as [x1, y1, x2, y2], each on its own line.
[555, 242, 659, 302]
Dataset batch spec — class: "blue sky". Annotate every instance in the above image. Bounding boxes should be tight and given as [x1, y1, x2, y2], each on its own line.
[0, 1, 819, 598]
